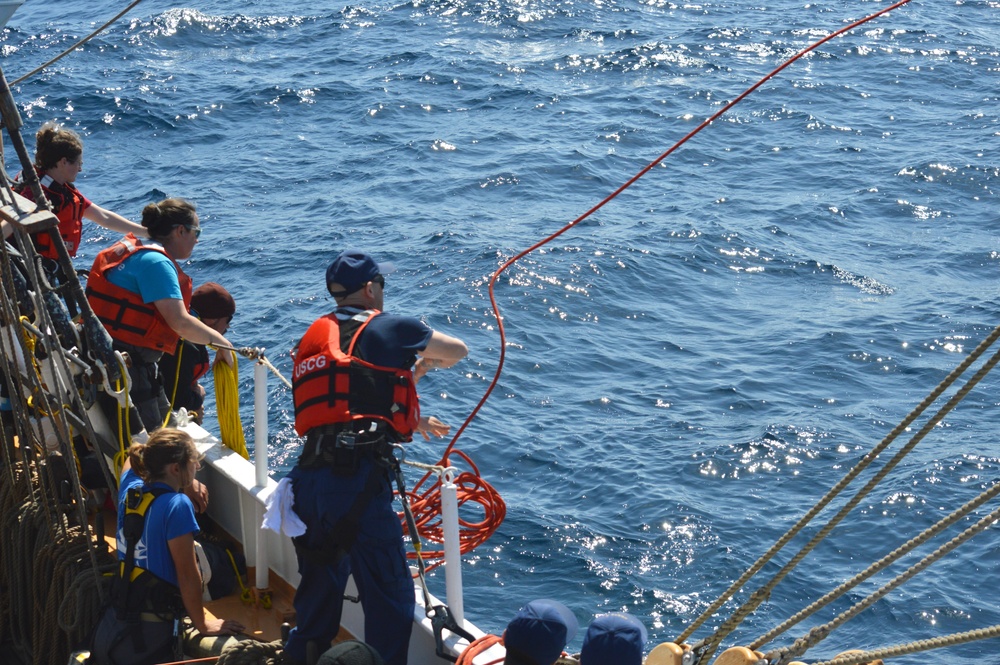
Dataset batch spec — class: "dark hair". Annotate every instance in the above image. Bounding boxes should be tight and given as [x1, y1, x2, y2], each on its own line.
[33, 121, 83, 172]
[127, 428, 201, 481]
[141, 198, 198, 240]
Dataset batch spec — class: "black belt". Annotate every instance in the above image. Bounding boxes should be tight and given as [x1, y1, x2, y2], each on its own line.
[113, 340, 164, 365]
[306, 422, 386, 445]
[138, 612, 173, 623]
[299, 423, 394, 471]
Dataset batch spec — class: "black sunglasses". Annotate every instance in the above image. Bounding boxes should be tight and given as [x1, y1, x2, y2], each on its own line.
[173, 224, 201, 239]
[372, 274, 385, 288]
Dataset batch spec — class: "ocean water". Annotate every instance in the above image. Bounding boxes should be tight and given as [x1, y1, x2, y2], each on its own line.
[3, 0, 999, 661]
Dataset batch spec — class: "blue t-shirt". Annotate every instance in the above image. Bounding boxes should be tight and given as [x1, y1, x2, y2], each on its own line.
[337, 306, 433, 368]
[116, 468, 200, 587]
[106, 246, 183, 303]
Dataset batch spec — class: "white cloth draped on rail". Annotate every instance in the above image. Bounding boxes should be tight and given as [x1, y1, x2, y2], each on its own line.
[261, 477, 307, 537]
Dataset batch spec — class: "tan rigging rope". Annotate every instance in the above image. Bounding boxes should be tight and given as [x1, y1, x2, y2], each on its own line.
[0, 461, 111, 664]
[1, 216, 103, 536]
[681, 321, 1000, 663]
[0, 164, 119, 665]
[216, 638, 285, 665]
[769, 496, 1000, 663]
[35, 527, 96, 665]
[9, 0, 145, 86]
[807, 623, 1000, 665]
[751, 478, 1000, 651]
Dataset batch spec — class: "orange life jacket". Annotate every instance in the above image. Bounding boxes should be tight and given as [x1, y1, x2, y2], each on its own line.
[14, 171, 88, 258]
[292, 309, 419, 440]
[85, 234, 192, 353]
[190, 344, 210, 383]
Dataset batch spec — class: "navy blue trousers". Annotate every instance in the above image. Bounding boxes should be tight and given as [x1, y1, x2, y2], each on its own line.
[284, 458, 414, 665]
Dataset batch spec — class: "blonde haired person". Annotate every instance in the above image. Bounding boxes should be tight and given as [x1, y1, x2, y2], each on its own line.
[91, 428, 243, 665]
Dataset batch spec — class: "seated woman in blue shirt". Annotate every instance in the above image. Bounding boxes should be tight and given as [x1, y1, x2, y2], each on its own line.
[91, 428, 244, 665]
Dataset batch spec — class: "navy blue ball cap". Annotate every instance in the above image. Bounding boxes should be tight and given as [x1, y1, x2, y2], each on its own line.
[503, 599, 578, 665]
[579, 613, 647, 665]
[326, 250, 396, 297]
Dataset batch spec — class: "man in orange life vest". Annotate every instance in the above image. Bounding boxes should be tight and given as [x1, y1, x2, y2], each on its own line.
[284, 250, 468, 665]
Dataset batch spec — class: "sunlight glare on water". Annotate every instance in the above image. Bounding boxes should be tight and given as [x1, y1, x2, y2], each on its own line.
[4, 0, 1000, 659]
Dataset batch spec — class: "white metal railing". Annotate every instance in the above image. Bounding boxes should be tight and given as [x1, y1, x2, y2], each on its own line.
[253, 359, 270, 592]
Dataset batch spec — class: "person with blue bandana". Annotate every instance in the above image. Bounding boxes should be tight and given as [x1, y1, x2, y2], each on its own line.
[283, 249, 468, 665]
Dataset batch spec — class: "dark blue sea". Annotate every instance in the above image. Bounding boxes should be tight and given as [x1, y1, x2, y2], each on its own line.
[4, 0, 999, 661]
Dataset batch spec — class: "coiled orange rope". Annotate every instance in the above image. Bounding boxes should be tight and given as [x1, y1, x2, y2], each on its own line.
[401, 449, 506, 570]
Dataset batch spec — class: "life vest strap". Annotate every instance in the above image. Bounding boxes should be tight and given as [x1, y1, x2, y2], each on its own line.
[86, 287, 158, 336]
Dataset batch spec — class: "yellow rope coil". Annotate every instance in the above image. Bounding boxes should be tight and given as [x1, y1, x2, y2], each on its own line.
[214, 350, 249, 459]
[19, 315, 36, 355]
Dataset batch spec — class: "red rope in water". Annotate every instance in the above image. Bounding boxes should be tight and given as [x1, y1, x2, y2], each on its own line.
[403, 0, 914, 569]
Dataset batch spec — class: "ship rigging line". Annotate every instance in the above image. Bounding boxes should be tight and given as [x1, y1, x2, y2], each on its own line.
[682, 324, 1000, 664]
[9, 0, 145, 87]
[445, 0, 914, 458]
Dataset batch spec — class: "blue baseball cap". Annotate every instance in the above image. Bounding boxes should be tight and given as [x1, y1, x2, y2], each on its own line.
[579, 613, 647, 665]
[503, 599, 578, 665]
[326, 250, 395, 298]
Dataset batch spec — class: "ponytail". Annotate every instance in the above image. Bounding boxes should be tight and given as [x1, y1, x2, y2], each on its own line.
[142, 198, 197, 241]
[127, 442, 148, 479]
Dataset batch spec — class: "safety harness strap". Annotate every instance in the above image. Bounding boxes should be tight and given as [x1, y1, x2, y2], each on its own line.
[113, 485, 184, 654]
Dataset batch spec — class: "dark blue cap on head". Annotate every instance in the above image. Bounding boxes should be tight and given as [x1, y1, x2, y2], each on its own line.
[503, 599, 578, 665]
[326, 250, 395, 298]
[579, 613, 647, 665]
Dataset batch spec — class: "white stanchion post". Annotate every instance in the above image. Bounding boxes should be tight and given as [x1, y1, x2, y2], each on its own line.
[254, 361, 268, 487]
[254, 360, 269, 591]
[441, 468, 464, 625]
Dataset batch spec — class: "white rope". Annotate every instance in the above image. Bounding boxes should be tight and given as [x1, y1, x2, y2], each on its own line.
[209, 344, 292, 390]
